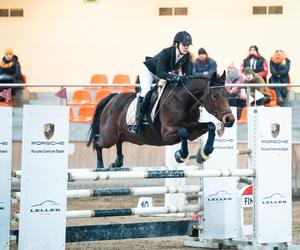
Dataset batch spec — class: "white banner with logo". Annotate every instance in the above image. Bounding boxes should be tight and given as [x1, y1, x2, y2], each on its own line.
[249, 107, 292, 244]
[19, 105, 69, 250]
[0, 107, 12, 250]
[201, 107, 239, 239]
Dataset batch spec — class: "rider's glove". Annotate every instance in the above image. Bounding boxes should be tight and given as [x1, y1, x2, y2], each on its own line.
[167, 73, 182, 83]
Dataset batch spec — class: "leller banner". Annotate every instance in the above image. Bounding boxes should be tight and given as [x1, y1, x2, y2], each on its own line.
[0, 107, 12, 250]
[18, 105, 69, 250]
[200, 107, 239, 240]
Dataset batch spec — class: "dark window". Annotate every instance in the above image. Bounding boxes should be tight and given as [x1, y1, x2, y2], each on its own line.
[268, 5, 283, 14]
[174, 7, 188, 16]
[0, 9, 9, 17]
[252, 6, 267, 15]
[10, 9, 24, 17]
[159, 7, 172, 16]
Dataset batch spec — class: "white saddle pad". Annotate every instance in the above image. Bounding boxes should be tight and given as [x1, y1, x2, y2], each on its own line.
[126, 79, 167, 126]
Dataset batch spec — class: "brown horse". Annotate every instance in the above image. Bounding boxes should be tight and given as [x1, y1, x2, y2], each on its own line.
[87, 72, 235, 168]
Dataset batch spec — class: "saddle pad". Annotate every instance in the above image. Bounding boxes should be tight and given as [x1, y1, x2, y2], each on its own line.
[126, 79, 167, 126]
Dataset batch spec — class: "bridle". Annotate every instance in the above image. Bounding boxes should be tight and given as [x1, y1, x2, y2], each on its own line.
[181, 80, 232, 122]
[202, 84, 232, 121]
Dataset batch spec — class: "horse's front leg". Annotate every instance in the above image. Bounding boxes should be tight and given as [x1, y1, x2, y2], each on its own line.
[162, 126, 189, 163]
[175, 127, 190, 163]
[188, 122, 216, 164]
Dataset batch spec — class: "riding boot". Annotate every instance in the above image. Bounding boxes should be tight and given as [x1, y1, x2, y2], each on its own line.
[129, 96, 144, 134]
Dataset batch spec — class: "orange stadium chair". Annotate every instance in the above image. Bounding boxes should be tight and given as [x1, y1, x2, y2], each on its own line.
[113, 74, 130, 84]
[264, 88, 277, 107]
[85, 74, 108, 90]
[22, 74, 27, 83]
[69, 90, 91, 105]
[69, 107, 74, 122]
[0, 100, 10, 106]
[112, 74, 131, 93]
[237, 107, 247, 124]
[94, 89, 112, 104]
[76, 105, 95, 123]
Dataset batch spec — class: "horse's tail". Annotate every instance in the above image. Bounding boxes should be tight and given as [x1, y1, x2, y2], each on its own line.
[87, 93, 118, 148]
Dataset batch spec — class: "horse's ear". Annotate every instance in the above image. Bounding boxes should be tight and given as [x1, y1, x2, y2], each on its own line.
[220, 70, 226, 81]
[211, 72, 217, 83]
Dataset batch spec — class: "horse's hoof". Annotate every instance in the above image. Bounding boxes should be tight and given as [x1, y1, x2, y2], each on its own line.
[196, 148, 210, 164]
[175, 150, 185, 163]
[109, 162, 123, 168]
[96, 162, 104, 169]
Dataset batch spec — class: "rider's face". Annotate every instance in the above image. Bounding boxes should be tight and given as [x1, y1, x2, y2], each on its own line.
[178, 43, 190, 54]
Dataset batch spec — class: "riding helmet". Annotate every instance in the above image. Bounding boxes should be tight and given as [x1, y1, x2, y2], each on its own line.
[173, 31, 192, 45]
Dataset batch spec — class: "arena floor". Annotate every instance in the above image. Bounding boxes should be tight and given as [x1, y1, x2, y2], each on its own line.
[10, 196, 300, 250]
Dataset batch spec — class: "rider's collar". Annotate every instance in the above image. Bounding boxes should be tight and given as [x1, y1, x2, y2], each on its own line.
[176, 48, 184, 63]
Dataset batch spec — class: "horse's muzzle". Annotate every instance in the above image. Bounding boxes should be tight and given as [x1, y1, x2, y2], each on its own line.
[222, 112, 235, 127]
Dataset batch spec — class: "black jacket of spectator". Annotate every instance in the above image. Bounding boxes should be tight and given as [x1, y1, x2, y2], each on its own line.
[269, 58, 290, 84]
[0, 55, 24, 83]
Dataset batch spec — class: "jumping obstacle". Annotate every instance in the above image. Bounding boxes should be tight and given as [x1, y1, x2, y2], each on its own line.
[67, 169, 254, 181]
[12, 165, 201, 179]
[67, 204, 200, 218]
[2, 105, 299, 250]
[13, 185, 202, 200]
[184, 107, 299, 250]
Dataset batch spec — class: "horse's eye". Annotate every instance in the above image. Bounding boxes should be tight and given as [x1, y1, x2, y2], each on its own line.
[211, 93, 218, 99]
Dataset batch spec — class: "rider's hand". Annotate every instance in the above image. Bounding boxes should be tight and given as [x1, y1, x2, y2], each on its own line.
[168, 73, 182, 83]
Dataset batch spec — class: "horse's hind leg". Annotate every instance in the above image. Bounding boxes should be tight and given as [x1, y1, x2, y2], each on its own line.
[95, 145, 104, 169]
[196, 122, 216, 164]
[109, 140, 124, 168]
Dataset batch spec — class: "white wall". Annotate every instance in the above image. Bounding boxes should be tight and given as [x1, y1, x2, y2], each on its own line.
[0, 0, 299, 86]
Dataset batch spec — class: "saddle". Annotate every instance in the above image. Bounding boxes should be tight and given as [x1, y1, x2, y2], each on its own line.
[126, 79, 167, 126]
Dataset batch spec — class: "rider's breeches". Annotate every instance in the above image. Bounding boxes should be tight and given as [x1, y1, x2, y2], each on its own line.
[139, 64, 160, 97]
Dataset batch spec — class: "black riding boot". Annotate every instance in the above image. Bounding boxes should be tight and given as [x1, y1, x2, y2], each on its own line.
[129, 96, 144, 134]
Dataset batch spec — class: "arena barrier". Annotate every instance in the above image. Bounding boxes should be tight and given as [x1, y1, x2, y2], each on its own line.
[0, 107, 12, 250]
[2, 105, 299, 250]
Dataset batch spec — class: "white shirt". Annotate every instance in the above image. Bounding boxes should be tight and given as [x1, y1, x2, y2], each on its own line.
[175, 48, 184, 64]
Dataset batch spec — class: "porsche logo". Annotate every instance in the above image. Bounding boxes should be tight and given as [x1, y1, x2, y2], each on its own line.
[271, 123, 280, 138]
[44, 123, 55, 140]
[216, 122, 225, 137]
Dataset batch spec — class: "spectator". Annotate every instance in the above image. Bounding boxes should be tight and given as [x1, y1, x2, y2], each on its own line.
[225, 62, 246, 119]
[243, 67, 271, 105]
[241, 45, 268, 82]
[193, 48, 217, 78]
[0, 48, 24, 106]
[269, 49, 291, 105]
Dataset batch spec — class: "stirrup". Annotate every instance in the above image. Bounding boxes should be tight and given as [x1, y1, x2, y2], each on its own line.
[128, 124, 140, 134]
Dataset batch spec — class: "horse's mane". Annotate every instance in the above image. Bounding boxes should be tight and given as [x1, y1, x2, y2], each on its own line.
[182, 74, 225, 87]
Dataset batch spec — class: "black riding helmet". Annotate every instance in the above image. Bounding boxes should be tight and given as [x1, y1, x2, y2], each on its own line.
[173, 31, 192, 45]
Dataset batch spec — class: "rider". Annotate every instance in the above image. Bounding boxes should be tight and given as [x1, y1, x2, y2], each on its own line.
[129, 31, 193, 134]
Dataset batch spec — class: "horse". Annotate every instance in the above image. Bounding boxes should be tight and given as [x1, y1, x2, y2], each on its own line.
[87, 72, 235, 168]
